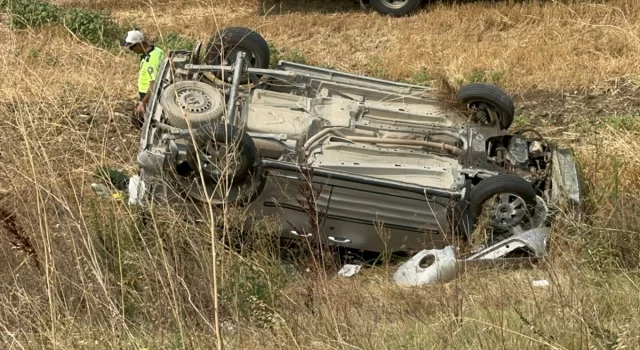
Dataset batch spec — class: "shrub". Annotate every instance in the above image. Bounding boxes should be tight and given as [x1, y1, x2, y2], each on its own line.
[62, 7, 125, 49]
[158, 31, 196, 51]
[4, 0, 61, 29]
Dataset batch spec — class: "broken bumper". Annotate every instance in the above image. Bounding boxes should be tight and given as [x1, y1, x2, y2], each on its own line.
[393, 226, 550, 287]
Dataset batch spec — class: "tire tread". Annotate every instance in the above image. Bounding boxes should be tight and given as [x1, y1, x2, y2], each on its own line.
[458, 173, 537, 238]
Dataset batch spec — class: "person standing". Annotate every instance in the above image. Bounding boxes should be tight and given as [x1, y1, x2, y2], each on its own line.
[120, 30, 165, 128]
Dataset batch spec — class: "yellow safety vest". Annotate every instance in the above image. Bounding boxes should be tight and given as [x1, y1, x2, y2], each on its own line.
[138, 46, 165, 94]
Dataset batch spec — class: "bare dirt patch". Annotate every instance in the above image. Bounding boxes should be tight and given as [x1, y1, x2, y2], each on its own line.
[515, 78, 640, 135]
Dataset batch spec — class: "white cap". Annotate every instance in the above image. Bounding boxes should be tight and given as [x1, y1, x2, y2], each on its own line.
[120, 30, 145, 47]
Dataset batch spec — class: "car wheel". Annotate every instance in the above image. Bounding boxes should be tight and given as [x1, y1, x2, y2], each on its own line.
[458, 174, 537, 240]
[185, 122, 258, 186]
[203, 27, 271, 85]
[369, 0, 423, 17]
[456, 83, 516, 130]
[160, 80, 225, 129]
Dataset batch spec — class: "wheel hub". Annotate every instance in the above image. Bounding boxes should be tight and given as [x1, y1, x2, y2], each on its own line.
[381, 0, 410, 8]
[176, 89, 213, 113]
[222, 48, 254, 68]
[491, 194, 527, 226]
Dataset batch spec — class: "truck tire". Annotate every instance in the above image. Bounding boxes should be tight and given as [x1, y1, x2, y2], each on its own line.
[456, 83, 516, 130]
[203, 27, 271, 85]
[160, 80, 225, 129]
[458, 174, 537, 239]
[186, 123, 258, 186]
[370, 0, 423, 17]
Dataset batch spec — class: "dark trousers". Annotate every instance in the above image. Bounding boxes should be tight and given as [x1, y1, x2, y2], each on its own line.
[131, 92, 146, 129]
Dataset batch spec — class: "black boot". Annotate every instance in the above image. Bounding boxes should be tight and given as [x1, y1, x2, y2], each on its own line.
[130, 114, 144, 129]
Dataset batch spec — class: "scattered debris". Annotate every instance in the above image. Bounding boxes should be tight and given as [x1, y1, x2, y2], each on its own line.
[393, 246, 459, 287]
[393, 227, 550, 287]
[90, 183, 126, 201]
[90, 183, 112, 199]
[337, 264, 362, 277]
[532, 279, 550, 288]
[127, 174, 146, 206]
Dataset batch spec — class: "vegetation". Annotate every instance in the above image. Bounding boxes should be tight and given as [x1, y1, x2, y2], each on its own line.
[3, 0, 61, 29]
[1, 0, 142, 49]
[159, 31, 197, 51]
[1, 0, 640, 349]
[268, 42, 308, 67]
[62, 7, 125, 48]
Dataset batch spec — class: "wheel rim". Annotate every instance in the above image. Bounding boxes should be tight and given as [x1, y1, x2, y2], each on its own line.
[380, 0, 410, 9]
[489, 193, 529, 227]
[176, 88, 214, 114]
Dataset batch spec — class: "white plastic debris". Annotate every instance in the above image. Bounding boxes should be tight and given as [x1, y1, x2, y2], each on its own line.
[393, 246, 459, 287]
[90, 183, 111, 199]
[338, 264, 362, 277]
[127, 175, 146, 205]
[532, 279, 550, 288]
[393, 227, 551, 288]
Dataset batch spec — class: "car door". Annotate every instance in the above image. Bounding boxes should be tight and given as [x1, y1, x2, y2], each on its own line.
[318, 175, 454, 254]
[246, 164, 333, 242]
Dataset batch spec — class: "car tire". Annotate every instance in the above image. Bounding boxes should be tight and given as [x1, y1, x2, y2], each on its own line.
[458, 174, 537, 239]
[185, 122, 258, 186]
[203, 27, 271, 85]
[369, 0, 423, 17]
[456, 83, 515, 130]
[160, 80, 225, 129]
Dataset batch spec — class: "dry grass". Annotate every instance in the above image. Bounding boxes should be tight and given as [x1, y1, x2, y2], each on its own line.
[1, 0, 640, 349]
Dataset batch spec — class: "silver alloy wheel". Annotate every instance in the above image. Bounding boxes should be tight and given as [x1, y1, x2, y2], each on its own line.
[490, 193, 529, 227]
[380, 0, 410, 9]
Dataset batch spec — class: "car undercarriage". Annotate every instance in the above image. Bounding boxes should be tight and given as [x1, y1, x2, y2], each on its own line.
[110, 27, 584, 285]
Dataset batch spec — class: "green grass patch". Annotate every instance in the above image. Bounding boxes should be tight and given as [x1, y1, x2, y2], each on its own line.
[406, 67, 433, 86]
[603, 114, 639, 131]
[268, 42, 308, 66]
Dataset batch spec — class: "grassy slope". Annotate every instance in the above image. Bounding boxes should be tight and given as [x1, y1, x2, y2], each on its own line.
[1, 0, 640, 349]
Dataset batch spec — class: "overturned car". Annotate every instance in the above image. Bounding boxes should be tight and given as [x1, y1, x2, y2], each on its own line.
[128, 27, 583, 274]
